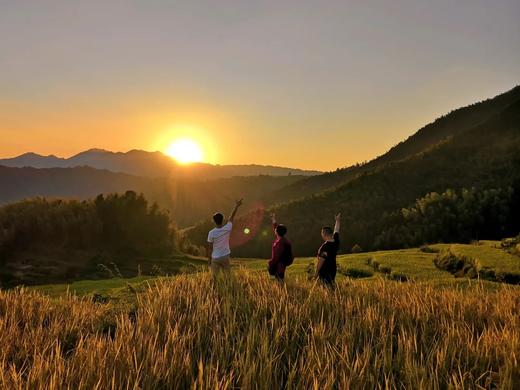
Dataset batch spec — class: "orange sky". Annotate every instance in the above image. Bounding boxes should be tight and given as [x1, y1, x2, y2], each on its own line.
[2, 84, 517, 171]
[1, 1, 519, 171]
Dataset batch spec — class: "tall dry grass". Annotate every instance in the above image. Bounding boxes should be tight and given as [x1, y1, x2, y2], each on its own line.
[0, 269, 518, 389]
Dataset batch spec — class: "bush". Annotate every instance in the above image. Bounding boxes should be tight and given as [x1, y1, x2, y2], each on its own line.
[339, 267, 373, 279]
[435, 248, 520, 285]
[495, 271, 520, 284]
[379, 265, 392, 275]
[477, 267, 495, 280]
[351, 244, 363, 253]
[420, 245, 439, 253]
[501, 237, 518, 248]
[390, 272, 409, 282]
[367, 258, 380, 271]
[434, 249, 476, 276]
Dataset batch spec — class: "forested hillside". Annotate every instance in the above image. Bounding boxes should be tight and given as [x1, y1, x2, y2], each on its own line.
[187, 89, 520, 257]
[264, 86, 520, 204]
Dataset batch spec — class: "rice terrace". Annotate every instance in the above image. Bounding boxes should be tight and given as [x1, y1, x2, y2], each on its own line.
[1, 1, 520, 389]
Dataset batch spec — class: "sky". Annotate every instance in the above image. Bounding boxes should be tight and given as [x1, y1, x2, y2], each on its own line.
[1, 0, 519, 171]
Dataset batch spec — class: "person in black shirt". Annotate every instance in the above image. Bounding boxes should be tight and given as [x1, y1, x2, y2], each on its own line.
[315, 213, 341, 285]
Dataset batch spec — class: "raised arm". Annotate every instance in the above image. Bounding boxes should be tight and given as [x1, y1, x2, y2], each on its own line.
[228, 198, 243, 223]
[271, 212, 278, 231]
[334, 212, 341, 234]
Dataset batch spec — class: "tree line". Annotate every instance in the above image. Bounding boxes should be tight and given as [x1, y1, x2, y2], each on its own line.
[0, 191, 179, 286]
[0, 191, 175, 259]
[374, 187, 519, 249]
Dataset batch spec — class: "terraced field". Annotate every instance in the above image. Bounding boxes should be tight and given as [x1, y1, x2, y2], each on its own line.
[30, 241, 520, 299]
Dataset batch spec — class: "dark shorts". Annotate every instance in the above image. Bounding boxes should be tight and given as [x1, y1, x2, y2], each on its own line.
[268, 262, 286, 280]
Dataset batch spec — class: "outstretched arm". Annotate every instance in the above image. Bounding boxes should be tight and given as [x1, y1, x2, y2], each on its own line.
[271, 213, 278, 233]
[334, 213, 341, 234]
[228, 198, 243, 223]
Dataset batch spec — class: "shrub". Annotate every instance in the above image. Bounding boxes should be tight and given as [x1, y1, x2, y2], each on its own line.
[97, 264, 115, 279]
[420, 245, 439, 253]
[151, 265, 165, 276]
[351, 244, 363, 253]
[379, 265, 392, 275]
[495, 271, 520, 285]
[435, 248, 519, 285]
[367, 257, 379, 271]
[478, 268, 496, 281]
[339, 267, 373, 279]
[501, 238, 517, 249]
[389, 272, 409, 282]
[434, 249, 476, 276]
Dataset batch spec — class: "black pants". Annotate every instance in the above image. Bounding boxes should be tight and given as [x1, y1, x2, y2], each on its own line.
[319, 274, 335, 287]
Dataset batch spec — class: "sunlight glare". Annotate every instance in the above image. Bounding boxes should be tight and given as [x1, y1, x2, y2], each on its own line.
[166, 139, 204, 164]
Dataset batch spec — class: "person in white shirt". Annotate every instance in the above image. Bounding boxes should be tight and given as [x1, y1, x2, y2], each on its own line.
[206, 198, 243, 272]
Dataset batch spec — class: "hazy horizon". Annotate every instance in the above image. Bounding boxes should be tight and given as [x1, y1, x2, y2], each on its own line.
[1, 0, 519, 170]
[0, 146, 326, 170]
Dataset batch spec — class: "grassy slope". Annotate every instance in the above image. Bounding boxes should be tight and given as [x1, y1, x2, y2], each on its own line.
[448, 241, 520, 274]
[31, 241, 519, 298]
[31, 254, 207, 297]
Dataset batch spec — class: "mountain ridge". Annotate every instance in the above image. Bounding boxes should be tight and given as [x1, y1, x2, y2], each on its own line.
[263, 85, 520, 204]
[0, 149, 321, 179]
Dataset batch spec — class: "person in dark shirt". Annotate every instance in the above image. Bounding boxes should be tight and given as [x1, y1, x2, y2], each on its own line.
[268, 213, 294, 281]
[315, 213, 341, 285]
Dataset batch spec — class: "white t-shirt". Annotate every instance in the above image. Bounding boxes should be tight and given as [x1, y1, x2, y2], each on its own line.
[207, 222, 233, 259]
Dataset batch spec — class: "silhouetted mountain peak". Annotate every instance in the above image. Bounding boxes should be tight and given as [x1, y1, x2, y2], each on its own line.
[71, 148, 112, 158]
[18, 152, 43, 158]
[0, 148, 319, 178]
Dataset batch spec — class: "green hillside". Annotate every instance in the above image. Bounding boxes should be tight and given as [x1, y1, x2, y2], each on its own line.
[187, 87, 520, 257]
[264, 85, 520, 204]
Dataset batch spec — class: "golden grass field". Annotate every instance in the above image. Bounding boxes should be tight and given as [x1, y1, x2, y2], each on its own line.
[3, 267, 519, 389]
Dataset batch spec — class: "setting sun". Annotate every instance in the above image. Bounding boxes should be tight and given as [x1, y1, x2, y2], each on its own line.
[165, 139, 204, 164]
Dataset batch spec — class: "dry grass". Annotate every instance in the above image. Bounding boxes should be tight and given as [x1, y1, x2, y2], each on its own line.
[0, 269, 519, 389]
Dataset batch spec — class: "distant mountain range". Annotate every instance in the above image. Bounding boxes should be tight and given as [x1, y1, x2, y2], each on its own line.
[0, 149, 320, 179]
